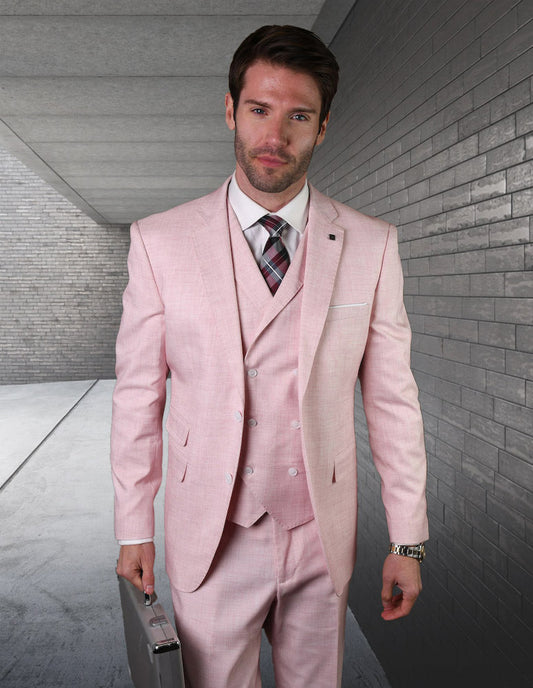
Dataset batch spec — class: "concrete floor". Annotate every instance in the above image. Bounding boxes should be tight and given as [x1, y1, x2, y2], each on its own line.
[0, 379, 390, 688]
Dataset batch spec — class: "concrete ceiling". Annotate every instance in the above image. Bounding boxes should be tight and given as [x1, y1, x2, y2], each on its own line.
[0, 1, 354, 225]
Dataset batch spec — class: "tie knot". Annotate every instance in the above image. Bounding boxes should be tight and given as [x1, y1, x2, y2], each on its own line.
[257, 214, 288, 238]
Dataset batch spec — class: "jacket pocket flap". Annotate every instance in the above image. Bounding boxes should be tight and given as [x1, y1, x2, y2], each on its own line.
[172, 453, 187, 482]
[165, 412, 190, 447]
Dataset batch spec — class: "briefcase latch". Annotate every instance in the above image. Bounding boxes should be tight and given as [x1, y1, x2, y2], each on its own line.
[150, 615, 169, 628]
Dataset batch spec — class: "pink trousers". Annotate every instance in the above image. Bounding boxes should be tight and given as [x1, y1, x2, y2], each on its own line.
[171, 514, 348, 688]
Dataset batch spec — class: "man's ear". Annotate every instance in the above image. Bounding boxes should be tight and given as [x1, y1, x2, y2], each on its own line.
[316, 112, 330, 146]
[225, 93, 236, 131]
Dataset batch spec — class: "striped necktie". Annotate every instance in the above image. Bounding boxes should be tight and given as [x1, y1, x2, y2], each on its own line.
[257, 214, 291, 295]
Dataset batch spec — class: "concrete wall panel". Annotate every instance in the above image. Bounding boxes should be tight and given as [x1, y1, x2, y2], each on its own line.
[0, 16, 317, 76]
[32, 141, 234, 163]
[0, 0, 325, 16]
[0, 77, 227, 115]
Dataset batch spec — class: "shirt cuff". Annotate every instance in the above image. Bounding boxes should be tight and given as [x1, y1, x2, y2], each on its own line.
[118, 538, 154, 546]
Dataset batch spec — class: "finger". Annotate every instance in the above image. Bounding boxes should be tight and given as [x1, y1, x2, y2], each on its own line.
[381, 579, 395, 610]
[381, 591, 419, 621]
[140, 553, 155, 595]
[381, 593, 402, 620]
[398, 590, 418, 618]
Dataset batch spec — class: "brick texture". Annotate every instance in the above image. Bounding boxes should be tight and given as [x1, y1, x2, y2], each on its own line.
[0, 145, 129, 383]
[310, 1, 532, 686]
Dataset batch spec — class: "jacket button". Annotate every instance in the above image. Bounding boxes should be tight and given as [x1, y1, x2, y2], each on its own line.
[247, 369, 258, 378]
[290, 420, 301, 429]
[225, 472, 233, 485]
[234, 411, 243, 422]
[288, 467, 298, 477]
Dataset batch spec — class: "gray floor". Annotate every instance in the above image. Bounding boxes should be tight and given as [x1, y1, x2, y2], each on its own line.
[0, 379, 390, 688]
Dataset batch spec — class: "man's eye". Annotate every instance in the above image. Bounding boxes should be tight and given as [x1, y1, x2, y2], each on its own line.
[292, 114, 309, 121]
[252, 108, 266, 115]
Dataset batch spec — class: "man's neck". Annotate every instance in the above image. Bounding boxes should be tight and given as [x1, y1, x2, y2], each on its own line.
[234, 166, 307, 212]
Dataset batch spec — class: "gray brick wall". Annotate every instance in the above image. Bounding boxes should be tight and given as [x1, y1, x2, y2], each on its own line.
[310, 1, 532, 686]
[0, 145, 129, 383]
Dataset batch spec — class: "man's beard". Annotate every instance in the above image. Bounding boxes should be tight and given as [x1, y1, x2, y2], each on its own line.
[234, 130, 316, 194]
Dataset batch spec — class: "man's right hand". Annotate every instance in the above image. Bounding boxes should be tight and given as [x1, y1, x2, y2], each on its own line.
[116, 542, 155, 595]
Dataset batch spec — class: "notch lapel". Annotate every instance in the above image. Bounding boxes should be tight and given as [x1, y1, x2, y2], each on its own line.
[299, 189, 345, 403]
[191, 181, 245, 406]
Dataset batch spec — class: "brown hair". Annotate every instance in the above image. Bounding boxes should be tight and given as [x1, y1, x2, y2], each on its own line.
[228, 25, 339, 127]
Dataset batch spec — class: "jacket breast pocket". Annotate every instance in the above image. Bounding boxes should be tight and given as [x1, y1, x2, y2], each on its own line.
[326, 302, 368, 322]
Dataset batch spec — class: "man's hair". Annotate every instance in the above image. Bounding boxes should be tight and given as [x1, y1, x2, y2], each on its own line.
[228, 25, 339, 127]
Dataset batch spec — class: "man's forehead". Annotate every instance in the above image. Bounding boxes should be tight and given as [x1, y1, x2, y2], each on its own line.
[239, 60, 322, 101]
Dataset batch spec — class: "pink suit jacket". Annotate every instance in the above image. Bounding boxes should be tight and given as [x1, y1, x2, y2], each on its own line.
[111, 178, 429, 595]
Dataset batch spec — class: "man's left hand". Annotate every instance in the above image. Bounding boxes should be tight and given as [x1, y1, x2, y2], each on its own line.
[381, 553, 422, 621]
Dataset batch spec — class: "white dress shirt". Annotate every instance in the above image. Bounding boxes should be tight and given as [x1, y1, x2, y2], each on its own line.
[228, 173, 309, 264]
[118, 175, 309, 546]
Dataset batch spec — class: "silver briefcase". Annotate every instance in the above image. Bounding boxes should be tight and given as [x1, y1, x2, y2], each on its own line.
[118, 575, 185, 688]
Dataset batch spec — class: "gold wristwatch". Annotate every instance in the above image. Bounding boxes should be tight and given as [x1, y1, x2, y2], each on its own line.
[389, 542, 425, 562]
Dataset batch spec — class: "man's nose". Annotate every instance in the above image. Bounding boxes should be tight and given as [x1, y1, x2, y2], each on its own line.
[264, 117, 288, 147]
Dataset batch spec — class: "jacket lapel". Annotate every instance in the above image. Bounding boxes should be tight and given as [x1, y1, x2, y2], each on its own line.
[191, 179, 245, 406]
[299, 186, 345, 403]
[188, 179, 344, 408]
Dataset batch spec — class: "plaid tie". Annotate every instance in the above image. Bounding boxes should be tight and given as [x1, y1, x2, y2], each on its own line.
[258, 214, 291, 295]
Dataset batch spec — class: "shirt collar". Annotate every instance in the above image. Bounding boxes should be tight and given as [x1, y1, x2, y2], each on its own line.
[228, 173, 309, 234]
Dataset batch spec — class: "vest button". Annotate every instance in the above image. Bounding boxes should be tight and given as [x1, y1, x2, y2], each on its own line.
[234, 411, 243, 422]
[225, 472, 233, 485]
[247, 369, 258, 378]
[244, 466, 254, 475]
[247, 418, 258, 427]
[290, 420, 301, 429]
[288, 467, 298, 477]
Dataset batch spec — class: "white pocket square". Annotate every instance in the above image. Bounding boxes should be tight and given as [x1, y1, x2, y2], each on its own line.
[328, 302, 368, 309]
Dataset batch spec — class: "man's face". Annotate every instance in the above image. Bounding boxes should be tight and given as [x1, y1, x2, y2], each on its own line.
[225, 60, 328, 207]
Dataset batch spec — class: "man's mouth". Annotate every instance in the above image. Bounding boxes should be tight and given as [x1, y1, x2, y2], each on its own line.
[256, 155, 286, 168]
[251, 149, 291, 168]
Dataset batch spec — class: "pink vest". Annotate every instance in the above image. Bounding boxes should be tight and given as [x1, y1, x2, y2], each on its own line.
[226, 204, 314, 530]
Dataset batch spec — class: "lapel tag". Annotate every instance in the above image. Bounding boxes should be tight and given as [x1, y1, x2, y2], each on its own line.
[328, 233, 336, 240]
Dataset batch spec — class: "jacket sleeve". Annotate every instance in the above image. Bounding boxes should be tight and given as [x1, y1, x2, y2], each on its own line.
[110, 221, 169, 541]
[358, 224, 429, 544]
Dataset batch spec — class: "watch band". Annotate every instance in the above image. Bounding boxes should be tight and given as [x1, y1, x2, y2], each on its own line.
[389, 542, 425, 562]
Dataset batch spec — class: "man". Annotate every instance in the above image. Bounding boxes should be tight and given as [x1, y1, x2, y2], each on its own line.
[112, 25, 428, 688]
